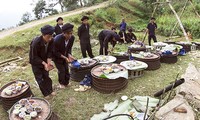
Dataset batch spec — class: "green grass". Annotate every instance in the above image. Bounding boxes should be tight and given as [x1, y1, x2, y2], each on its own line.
[1, 41, 200, 119]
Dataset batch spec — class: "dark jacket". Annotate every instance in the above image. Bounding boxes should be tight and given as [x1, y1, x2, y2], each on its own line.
[127, 32, 137, 41]
[99, 30, 117, 48]
[29, 36, 53, 68]
[78, 24, 90, 43]
[147, 23, 157, 35]
[54, 24, 62, 36]
[53, 34, 74, 63]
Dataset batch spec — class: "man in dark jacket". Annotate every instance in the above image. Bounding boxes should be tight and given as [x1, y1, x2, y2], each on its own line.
[29, 25, 56, 99]
[78, 16, 94, 58]
[53, 23, 75, 89]
[146, 17, 157, 46]
[54, 17, 63, 36]
[126, 28, 137, 43]
[98, 30, 120, 55]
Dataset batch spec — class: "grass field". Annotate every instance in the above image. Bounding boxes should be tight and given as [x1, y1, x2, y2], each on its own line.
[0, 39, 200, 119]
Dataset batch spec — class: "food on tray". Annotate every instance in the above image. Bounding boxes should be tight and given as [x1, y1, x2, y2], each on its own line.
[126, 61, 142, 68]
[139, 52, 154, 58]
[79, 58, 93, 65]
[100, 64, 122, 75]
[98, 56, 109, 62]
[30, 111, 37, 118]
[3, 81, 26, 96]
[12, 98, 43, 119]
[34, 106, 42, 113]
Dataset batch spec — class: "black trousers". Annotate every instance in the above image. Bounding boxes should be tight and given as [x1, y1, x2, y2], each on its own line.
[54, 61, 70, 86]
[99, 38, 109, 55]
[148, 34, 157, 46]
[80, 41, 94, 58]
[31, 65, 53, 97]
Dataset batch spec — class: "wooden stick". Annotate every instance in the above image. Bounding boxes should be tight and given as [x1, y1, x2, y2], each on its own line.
[169, 0, 189, 39]
[167, 0, 189, 42]
[0, 57, 22, 66]
[189, 0, 200, 18]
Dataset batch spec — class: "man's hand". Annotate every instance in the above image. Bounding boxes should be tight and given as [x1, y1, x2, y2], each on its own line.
[42, 61, 49, 71]
[47, 58, 54, 71]
[68, 54, 75, 62]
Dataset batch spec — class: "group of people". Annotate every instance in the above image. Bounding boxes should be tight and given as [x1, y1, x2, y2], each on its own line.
[29, 16, 158, 98]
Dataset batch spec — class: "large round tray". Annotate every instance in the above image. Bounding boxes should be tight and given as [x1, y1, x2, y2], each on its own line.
[9, 97, 52, 120]
[94, 55, 117, 64]
[128, 47, 146, 53]
[133, 54, 161, 70]
[160, 53, 178, 64]
[91, 64, 128, 94]
[70, 59, 98, 82]
[0, 80, 33, 111]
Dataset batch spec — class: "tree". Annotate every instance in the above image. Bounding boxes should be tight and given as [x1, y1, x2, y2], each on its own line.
[18, 12, 32, 26]
[33, 0, 46, 19]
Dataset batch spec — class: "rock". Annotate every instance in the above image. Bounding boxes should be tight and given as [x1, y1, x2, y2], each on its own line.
[177, 63, 200, 109]
[155, 95, 195, 120]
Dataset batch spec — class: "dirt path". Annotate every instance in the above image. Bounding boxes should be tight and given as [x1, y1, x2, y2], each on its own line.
[0, 1, 110, 39]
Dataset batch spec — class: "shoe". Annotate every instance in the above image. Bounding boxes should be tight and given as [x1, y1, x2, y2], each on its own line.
[51, 91, 56, 96]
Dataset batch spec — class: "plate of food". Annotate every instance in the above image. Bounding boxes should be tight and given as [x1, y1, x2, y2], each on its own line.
[3, 81, 26, 96]
[94, 55, 116, 64]
[120, 60, 148, 70]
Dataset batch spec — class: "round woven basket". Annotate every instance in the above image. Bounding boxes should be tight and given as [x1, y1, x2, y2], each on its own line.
[9, 97, 55, 120]
[134, 54, 161, 70]
[128, 47, 146, 53]
[0, 81, 34, 111]
[176, 43, 191, 52]
[160, 54, 178, 64]
[70, 59, 98, 82]
[91, 64, 128, 94]
[114, 55, 129, 64]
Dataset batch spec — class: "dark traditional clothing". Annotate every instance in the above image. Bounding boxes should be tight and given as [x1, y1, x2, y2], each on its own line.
[54, 24, 62, 36]
[147, 22, 157, 46]
[78, 24, 94, 58]
[118, 30, 127, 43]
[53, 34, 74, 85]
[98, 30, 118, 55]
[29, 36, 53, 97]
[126, 32, 137, 43]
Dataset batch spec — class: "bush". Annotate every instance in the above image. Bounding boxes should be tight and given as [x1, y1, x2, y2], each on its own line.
[105, 7, 118, 23]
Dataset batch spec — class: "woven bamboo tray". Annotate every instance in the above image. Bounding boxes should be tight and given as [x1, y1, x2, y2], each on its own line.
[134, 54, 161, 70]
[160, 54, 178, 64]
[91, 64, 128, 94]
[70, 59, 98, 82]
[0, 80, 33, 111]
[9, 97, 52, 120]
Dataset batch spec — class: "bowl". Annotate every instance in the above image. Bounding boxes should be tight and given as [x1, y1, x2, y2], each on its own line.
[30, 111, 38, 118]
[34, 106, 42, 113]
[23, 114, 32, 120]
[14, 104, 22, 109]
[121, 95, 128, 101]
[19, 112, 26, 118]
[13, 109, 20, 115]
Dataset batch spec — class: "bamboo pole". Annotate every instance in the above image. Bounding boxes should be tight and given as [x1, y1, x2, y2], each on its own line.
[169, 0, 189, 39]
[167, 0, 189, 42]
[189, 0, 200, 18]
